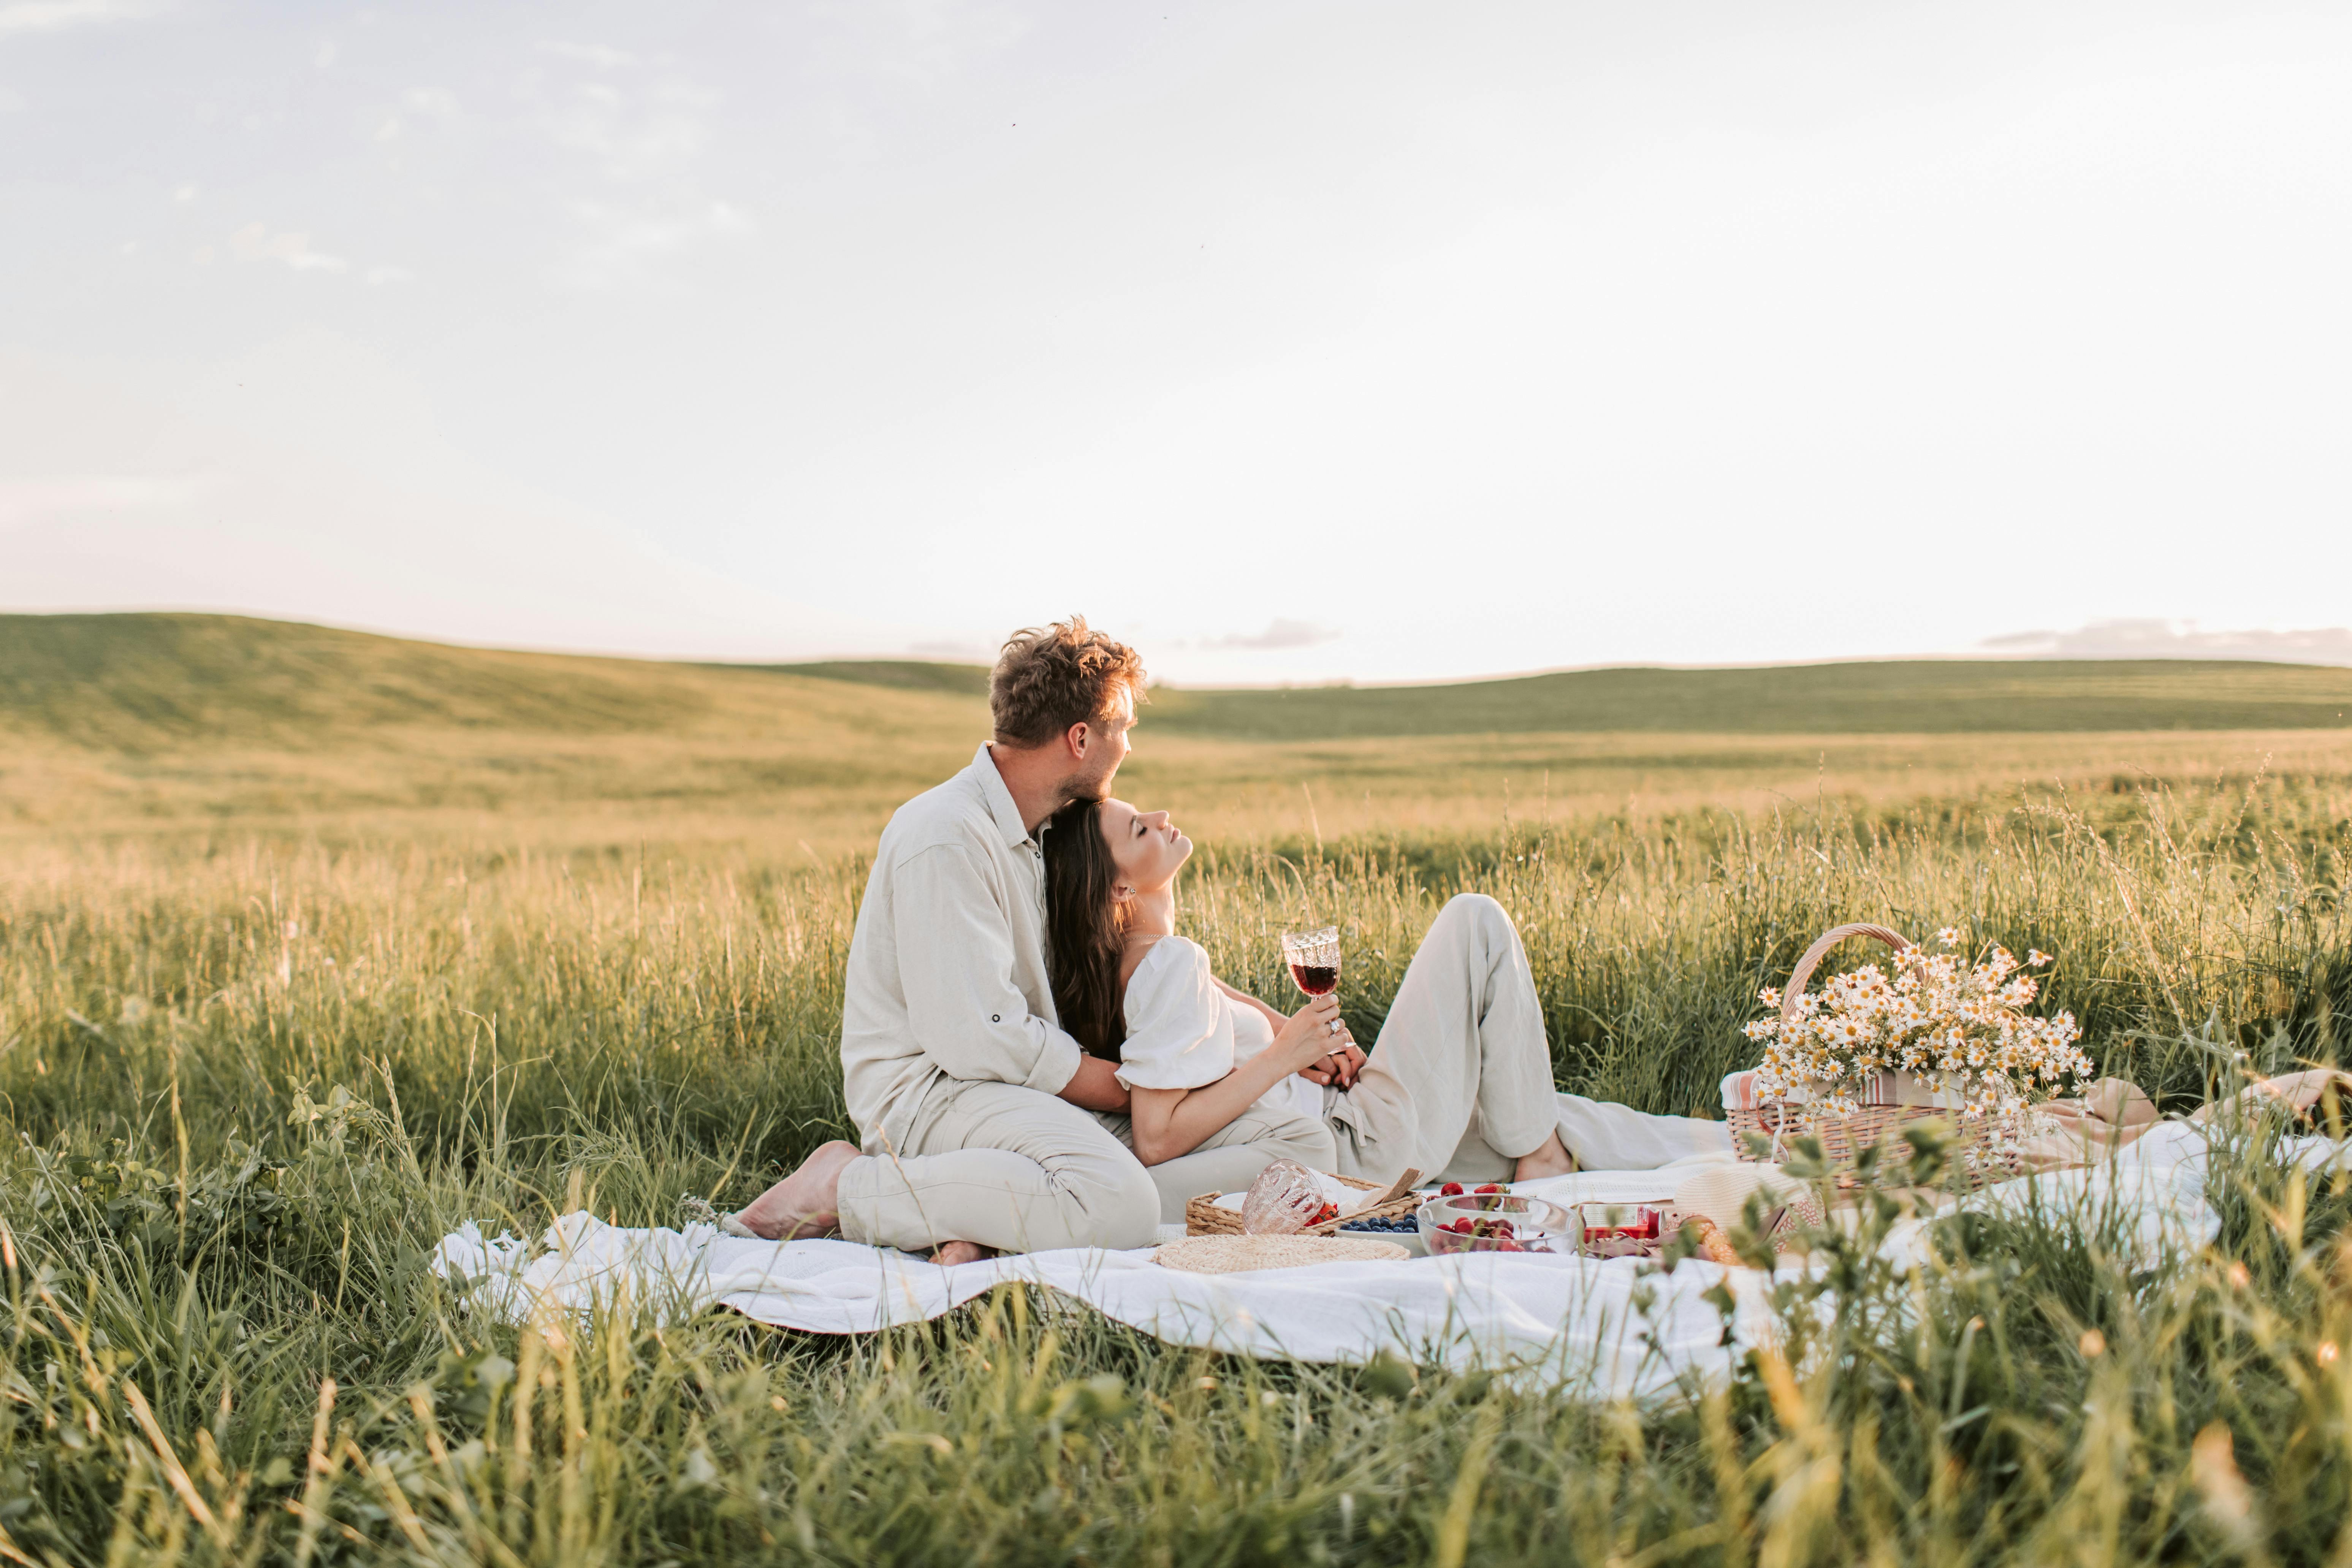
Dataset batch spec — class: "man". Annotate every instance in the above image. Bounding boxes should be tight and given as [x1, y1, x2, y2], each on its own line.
[735, 616, 1327, 1258]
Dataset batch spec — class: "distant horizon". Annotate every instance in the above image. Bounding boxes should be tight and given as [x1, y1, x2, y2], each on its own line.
[13, 604, 2352, 691]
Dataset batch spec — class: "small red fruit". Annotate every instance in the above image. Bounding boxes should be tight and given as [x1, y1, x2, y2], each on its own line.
[1474, 1183, 1504, 1195]
[1440, 1182, 1465, 1197]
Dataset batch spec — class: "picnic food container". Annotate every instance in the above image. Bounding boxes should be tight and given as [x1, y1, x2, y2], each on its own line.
[1417, 1193, 1575, 1256]
[1185, 1167, 1421, 1237]
[1727, 922, 2023, 1191]
[1578, 1204, 1664, 1259]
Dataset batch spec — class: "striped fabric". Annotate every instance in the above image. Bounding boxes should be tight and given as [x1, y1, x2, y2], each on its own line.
[1718, 1070, 1962, 1114]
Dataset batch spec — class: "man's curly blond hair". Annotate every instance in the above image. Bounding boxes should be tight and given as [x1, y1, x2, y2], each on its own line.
[989, 616, 1147, 748]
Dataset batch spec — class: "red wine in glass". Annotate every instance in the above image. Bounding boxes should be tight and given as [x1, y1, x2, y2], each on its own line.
[1288, 962, 1338, 996]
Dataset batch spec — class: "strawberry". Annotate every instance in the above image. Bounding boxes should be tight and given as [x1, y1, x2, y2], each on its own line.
[1474, 1183, 1504, 1195]
[1440, 1182, 1465, 1197]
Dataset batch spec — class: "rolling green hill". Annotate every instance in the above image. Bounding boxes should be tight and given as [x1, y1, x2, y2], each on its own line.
[732, 659, 993, 697]
[1140, 660, 2352, 738]
[0, 613, 728, 748]
[8, 613, 2352, 853]
[9, 615, 2352, 751]
[756, 652, 2352, 738]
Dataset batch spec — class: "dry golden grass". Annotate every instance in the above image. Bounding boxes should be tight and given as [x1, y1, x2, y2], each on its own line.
[17, 720, 2352, 865]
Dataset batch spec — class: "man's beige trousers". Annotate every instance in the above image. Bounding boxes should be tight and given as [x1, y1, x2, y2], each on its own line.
[833, 1078, 1336, 1252]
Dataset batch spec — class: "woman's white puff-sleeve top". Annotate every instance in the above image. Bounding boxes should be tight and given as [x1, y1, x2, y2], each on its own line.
[1115, 937, 1236, 1091]
[1119, 937, 1326, 1121]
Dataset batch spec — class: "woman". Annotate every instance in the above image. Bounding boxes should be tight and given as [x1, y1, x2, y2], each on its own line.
[1042, 795, 1344, 1207]
[1041, 796, 1598, 1197]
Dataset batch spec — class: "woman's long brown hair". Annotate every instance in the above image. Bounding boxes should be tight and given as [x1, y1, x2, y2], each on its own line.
[1041, 798, 1128, 1060]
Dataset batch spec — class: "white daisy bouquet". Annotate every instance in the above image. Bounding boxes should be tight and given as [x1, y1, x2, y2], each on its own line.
[1742, 928, 2094, 1120]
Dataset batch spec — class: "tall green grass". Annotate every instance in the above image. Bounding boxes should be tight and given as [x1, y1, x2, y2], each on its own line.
[2, 777, 2350, 1563]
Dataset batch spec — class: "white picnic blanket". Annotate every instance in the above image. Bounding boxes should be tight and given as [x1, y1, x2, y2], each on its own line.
[433, 1123, 2332, 1386]
[433, 1161, 1764, 1393]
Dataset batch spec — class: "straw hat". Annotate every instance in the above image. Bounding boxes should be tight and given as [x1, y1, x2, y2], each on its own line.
[1671, 1164, 1814, 1234]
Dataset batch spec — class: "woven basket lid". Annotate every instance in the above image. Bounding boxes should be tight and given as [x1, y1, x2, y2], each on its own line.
[1151, 1235, 1408, 1275]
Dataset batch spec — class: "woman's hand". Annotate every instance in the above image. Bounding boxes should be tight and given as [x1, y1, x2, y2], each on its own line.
[1271, 993, 1353, 1074]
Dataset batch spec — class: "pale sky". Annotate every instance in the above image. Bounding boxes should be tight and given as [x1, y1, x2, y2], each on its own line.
[4, 0, 2348, 684]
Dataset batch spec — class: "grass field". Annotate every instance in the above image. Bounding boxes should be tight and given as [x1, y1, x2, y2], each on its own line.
[5, 613, 2352, 1564]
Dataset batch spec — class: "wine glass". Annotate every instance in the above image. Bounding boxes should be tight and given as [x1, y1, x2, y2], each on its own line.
[1280, 925, 1350, 1082]
[1240, 1157, 1332, 1235]
[1280, 925, 1341, 998]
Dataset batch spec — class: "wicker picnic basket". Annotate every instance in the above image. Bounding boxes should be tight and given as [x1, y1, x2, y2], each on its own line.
[1730, 923, 2022, 1191]
[1183, 1170, 1422, 1237]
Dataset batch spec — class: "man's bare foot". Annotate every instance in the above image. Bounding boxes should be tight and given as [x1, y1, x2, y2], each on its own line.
[733, 1140, 860, 1240]
[1513, 1128, 1576, 1183]
[931, 1240, 992, 1267]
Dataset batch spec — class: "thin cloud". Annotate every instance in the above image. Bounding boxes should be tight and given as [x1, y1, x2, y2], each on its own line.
[1204, 619, 1342, 652]
[527, 69, 716, 181]
[375, 86, 459, 144]
[540, 40, 635, 69]
[0, 0, 165, 39]
[229, 223, 347, 273]
[557, 198, 752, 290]
[1982, 619, 2352, 667]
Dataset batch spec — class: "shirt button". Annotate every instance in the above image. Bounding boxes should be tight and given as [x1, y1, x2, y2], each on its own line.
[991, 1014, 1001, 1023]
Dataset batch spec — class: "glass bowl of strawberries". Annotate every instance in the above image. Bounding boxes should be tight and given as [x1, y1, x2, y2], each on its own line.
[1417, 1183, 1576, 1257]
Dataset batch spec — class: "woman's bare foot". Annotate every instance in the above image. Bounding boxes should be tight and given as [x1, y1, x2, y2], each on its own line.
[733, 1140, 860, 1240]
[931, 1240, 992, 1267]
[1512, 1128, 1576, 1183]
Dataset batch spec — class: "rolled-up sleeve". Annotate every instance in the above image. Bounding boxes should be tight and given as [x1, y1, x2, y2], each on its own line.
[891, 844, 1082, 1095]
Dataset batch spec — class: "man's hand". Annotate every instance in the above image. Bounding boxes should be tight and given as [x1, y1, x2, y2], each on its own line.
[1297, 1043, 1366, 1089]
[1056, 1054, 1132, 1113]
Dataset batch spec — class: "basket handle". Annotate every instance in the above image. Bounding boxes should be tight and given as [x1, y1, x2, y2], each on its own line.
[1779, 922, 1914, 1029]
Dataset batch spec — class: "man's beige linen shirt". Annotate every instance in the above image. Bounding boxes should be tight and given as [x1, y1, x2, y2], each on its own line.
[839, 744, 1085, 1151]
